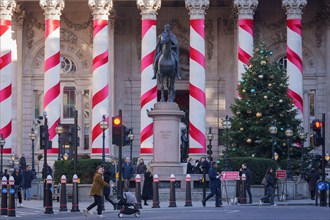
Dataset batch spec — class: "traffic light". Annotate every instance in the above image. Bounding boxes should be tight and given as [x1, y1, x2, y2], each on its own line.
[112, 115, 122, 146]
[312, 119, 324, 146]
[122, 127, 131, 146]
[40, 125, 52, 149]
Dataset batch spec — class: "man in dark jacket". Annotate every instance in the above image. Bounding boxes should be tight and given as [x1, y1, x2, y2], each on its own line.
[199, 157, 210, 174]
[240, 163, 252, 203]
[136, 158, 147, 175]
[12, 166, 24, 207]
[307, 168, 320, 200]
[122, 157, 133, 188]
[23, 165, 34, 201]
[202, 161, 222, 207]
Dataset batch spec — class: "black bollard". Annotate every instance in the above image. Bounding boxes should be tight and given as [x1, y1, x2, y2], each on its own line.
[152, 174, 160, 208]
[169, 174, 177, 207]
[45, 175, 54, 214]
[240, 174, 247, 204]
[185, 174, 192, 207]
[135, 174, 142, 209]
[8, 176, 15, 217]
[71, 174, 80, 212]
[1, 176, 8, 215]
[59, 175, 67, 211]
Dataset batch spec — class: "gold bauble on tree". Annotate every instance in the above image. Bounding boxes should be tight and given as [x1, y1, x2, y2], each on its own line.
[246, 138, 252, 144]
[256, 112, 262, 118]
[236, 111, 241, 115]
[240, 127, 244, 131]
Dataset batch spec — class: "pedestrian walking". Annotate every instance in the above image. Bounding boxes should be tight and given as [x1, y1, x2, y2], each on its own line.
[141, 167, 153, 205]
[83, 165, 111, 217]
[23, 165, 34, 201]
[202, 161, 222, 207]
[306, 168, 320, 200]
[259, 167, 276, 206]
[12, 166, 24, 207]
[136, 158, 147, 175]
[103, 165, 117, 210]
[186, 157, 194, 174]
[19, 154, 27, 171]
[122, 157, 133, 189]
[239, 163, 252, 203]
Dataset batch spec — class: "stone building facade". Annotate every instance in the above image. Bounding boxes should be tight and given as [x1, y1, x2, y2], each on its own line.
[1, 0, 329, 166]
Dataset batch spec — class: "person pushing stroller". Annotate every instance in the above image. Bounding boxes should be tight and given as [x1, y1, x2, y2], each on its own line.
[117, 188, 140, 218]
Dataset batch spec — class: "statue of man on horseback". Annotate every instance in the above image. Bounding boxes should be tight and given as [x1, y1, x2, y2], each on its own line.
[153, 24, 182, 102]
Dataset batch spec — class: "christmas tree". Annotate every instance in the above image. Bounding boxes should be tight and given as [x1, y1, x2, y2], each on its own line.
[229, 43, 301, 160]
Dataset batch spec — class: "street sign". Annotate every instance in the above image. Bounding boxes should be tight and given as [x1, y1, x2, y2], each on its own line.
[325, 181, 330, 190]
[317, 181, 325, 191]
[276, 170, 287, 179]
[221, 171, 240, 180]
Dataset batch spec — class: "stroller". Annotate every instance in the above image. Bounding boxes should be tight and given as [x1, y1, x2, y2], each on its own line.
[116, 189, 140, 218]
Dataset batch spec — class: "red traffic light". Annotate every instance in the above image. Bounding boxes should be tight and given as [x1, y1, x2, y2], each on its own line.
[113, 116, 122, 127]
[312, 119, 322, 130]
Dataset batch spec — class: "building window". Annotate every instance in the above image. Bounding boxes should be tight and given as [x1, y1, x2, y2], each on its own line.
[84, 124, 90, 150]
[63, 86, 76, 118]
[33, 90, 40, 119]
[83, 90, 90, 119]
[278, 56, 287, 69]
[310, 89, 315, 117]
[60, 56, 76, 74]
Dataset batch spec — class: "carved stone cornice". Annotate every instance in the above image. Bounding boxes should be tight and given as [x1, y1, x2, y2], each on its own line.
[185, 0, 209, 19]
[13, 3, 25, 27]
[39, 0, 64, 19]
[282, 0, 307, 19]
[88, 0, 113, 20]
[137, 0, 161, 19]
[0, 0, 16, 20]
[233, 0, 258, 19]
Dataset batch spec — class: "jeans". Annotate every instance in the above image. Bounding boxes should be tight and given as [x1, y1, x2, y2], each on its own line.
[24, 188, 32, 200]
[204, 187, 222, 206]
[260, 185, 275, 205]
[87, 195, 103, 215]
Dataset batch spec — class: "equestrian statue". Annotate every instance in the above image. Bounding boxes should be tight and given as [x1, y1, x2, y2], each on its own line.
[153, 24, 181, 102]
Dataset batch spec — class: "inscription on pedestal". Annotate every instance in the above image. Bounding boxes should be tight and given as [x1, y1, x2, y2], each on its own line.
[160, 131, 172, 140]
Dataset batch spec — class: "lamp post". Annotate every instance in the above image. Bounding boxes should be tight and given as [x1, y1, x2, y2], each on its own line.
[223, 115, 232, 171]
[55, 124, 64, 161]
[0, 134, 5, 177]
[128, 128, 134, 162]
[29, 128, 37, 178]
[11, 153, 16, 168]
[63, 153, 69, 161]
[285, 128, 293, 180]
[298, 128, 306, 179]
[100, 115, 109, 164]
[206, 127, 214, 162]
[269, 125, 278, 160]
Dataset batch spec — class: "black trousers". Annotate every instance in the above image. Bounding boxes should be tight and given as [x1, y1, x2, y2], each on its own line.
[310, 190, 316, 199]
[204, 187, 222, 206]
[245, 183, 252, 202]
[87, 195, 103, 215]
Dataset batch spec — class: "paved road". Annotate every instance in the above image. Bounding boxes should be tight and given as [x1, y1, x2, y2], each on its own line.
[1, 205, 329, 220]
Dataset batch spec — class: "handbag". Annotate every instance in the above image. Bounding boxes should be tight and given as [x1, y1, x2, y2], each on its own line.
[261, 176, 267, 186]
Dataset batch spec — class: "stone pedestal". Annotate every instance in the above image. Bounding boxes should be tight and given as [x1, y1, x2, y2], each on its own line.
[147, 102, 185, 175]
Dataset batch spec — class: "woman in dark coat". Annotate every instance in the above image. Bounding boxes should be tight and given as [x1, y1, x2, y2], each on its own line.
[259, 167, 276, 206]
[306, 168, 320, 200]
[141, 167, 153, 205]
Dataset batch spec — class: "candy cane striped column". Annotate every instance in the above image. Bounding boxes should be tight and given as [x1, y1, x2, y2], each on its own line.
[137, 0, 161, 157]
[91, 19, 110, 155]
[234, 0, 258, 96]
[283, 0, 307, 121]
[89, 0, 112, 156]
[186, 0, 209, 157]
[0, 0, 16, 154]
[40, 0, 64, 155]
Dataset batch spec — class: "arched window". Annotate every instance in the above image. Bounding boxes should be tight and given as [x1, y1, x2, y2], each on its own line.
[60, 56, 76, 73]
[278, 56, 287, 69]
[63, 86, 76, 118]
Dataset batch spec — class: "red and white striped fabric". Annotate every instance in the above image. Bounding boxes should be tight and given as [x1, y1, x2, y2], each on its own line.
[140, 18, 157, 156]
[189, 19, 206, 156]
[0, 19, 13, 154]
[91, 19, 110, 155]
[43, 18, 61, 154]
[237, 18, 253, 84]
[286, 18, 303, 120]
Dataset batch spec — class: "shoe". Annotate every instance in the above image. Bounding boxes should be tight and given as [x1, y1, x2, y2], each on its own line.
[202, 200, 206, 207]
[83, 210, 88, 217]
[259, 199, 263, 206]
[144, 202, 149, 206]
[17, 203, 21, 208]
[215, 205, 222, 207]
[273, 204, 277, 206]
[20, 203, 24, 208]
[97, 215, 104, 218]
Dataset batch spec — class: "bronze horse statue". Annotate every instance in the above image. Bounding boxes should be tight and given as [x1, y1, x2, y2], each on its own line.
[153, 28, 180, 102]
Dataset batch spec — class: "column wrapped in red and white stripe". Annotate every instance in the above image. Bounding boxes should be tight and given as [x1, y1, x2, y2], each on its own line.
[0, 0, 16, 155]
[283, 0, 307, 121]
[89, 0, 113, 156]
[40, 0, 64, 154]
[137, 0, 161, 157]
[234, 0, 258, 94]
[185, 0, 209, 157]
